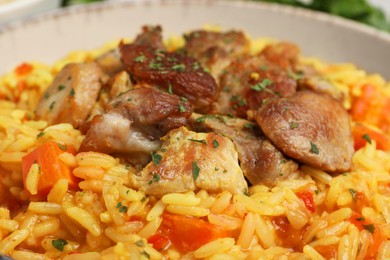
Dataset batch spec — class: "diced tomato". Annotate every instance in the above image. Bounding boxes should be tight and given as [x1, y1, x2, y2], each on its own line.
[352, 122, 390, 151]
[272, 216, 305, 251]
[147, 233, 170, 251]
[314, 244, 338, 259]
[349, 212, 385, 259]
[159, 213, 232, 253]
[14, 63, 33, 76]
[22, 141, 79, 197]
[296, 190, 316, 213]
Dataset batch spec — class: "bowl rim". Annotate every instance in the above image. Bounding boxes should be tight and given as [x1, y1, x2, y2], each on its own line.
[1, 0, 390, 44]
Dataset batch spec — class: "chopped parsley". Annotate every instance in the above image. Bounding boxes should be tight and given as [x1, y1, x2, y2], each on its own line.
[193, 62, 200, 70]
[69, 88, 75, 97]
[37, 132, 45, 138]
[363, 224, 375, 234]
[168, 84, 173, 94]
[348, 189, 357, 200]
[244, 123, 254, 129]
[57, 84, 66, 91]
[251, 78, 273, 92]
[52, 239, 68, 251]
[44, 92, 50, 99]
[119, 205, 128, 213]
[362, 134, 372, 144]
[356, 217, 365, 221]
[188, 139, 207, 145]
[141, 251, 150, 259]
[180, 96, 188, 102]
[49, 101, 56, 110]
[310, 142, 319, 155]
[290, 121, 299, 129]
[152, 173, 160, 182]
[178, 104, 186, 113]
[149, 60, 163, 70]
[57, 143, 67, 151]
[116, 201, 128, 213]
[171, 64, 186, 71]
[192, 161, 200, 181]
[230, 95, 247, 107]
[134, 54, 146, 63]
[259, 65, 268, 71]
[135, 240, 145, 247]
[212, 139, 219, 148]
[151, 152, 162, 165]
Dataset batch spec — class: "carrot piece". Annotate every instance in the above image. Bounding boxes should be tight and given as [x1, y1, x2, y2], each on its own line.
[350, 84, 390, 134]
[14, 63, 33, 76]
[22, 141, 79, 196]
[352, 122, 390, 151]
[147, 233, 170, 251]
[159, 213, 232, 253]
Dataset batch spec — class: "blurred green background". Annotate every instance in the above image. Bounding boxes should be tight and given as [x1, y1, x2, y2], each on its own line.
[61, 0, 390, 33]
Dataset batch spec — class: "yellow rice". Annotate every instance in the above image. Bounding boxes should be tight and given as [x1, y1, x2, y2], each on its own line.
[0, 31, 388, 260]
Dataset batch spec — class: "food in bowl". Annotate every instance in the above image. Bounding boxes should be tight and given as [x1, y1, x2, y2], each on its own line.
[0, 25, 389, 259]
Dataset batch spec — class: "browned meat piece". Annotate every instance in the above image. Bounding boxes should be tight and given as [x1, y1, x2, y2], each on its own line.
[35, 63, 104, 128]
[79, 86, 193, 167]
[256, 91, 354, 172]
[260, 42, 300, 70]
[183, 30, 250, 79]
[108, 71, 133, 98]
[120, 44, 218, 113]
[189, 114, 298, 186]
[133, 25, 166, 50]
[212, 55, 297, 118]
[296, 64, 345, 102]
[95, 48, 123, 76]
[130, 126, 248, 197]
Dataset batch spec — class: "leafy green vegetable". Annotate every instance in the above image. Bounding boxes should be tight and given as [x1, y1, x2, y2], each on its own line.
[254, 0, 390, 32]
[62, 0, 102, 6]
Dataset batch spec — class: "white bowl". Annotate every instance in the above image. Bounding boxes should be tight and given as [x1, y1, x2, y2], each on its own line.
[1, 0, 390, 78]
[0, 0, 61, 25]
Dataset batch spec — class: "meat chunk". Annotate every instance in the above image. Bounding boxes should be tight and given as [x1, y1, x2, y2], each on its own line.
[107, 71, 133, 99]
[212, 55, 297, 118]
[256, 91, 354, 172]
[260, 42, 300, 70]
[133, 25, 166, 50]
[120, 44, 218, 113]
[79, 86, 193, 167]
[189, 114, 298, 186]
[296, 64, 345, 102]
[35, 63, 104, 128]
[183, 30, 249, 80]
[95, 48, 123, 76]
[129, 126, 248, 197]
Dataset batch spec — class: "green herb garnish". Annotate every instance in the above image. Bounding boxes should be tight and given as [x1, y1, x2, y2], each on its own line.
[52, 239, 68, 252]
[251, 78, 273, 91]
[192, 161, 200, 181]
[310, 142, 319, 155]
[362, 134, 372, 144]
[188, 139, 207, 145]
[363, 224, 375, 234]
[151, 152, 162, 165]
[178, 104, 186, 113]
[290, 121, 299, 129]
